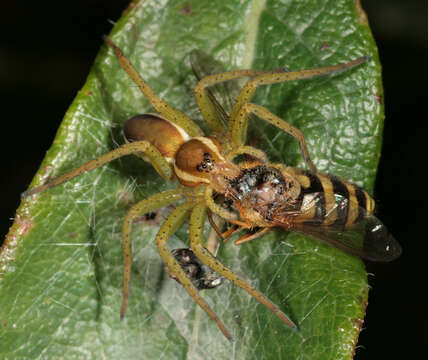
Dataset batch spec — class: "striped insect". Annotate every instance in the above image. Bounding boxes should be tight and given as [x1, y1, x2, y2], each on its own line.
[211, 162, 401, 262]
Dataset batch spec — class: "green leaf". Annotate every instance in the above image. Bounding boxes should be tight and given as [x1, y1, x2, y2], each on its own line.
[1, 0, 383, 359]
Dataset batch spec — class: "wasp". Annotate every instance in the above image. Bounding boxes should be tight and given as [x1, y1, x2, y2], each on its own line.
[209, 161, 401, 262]
[23, 36, 397, 341]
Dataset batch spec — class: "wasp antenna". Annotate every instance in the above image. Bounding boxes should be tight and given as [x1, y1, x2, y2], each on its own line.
[290, 322, 299, 332]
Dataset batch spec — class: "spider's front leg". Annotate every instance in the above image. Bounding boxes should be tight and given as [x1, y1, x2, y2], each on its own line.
[229, 56, 369, 123]
[232, 102, 317, 172]
[228, 57, 369, 172]
[104, 36, 203, 138]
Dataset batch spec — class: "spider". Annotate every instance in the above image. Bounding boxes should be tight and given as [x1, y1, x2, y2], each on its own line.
[24, 36, 368, 340]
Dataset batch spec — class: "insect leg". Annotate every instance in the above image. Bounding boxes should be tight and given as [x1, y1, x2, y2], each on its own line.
[232, 103, 317, 172]
[155, 201, 233, 341]
[23, 141, 172, 197]
[189, 203, 297, 330]
[207, 210, 240, 242]
[120, 189, 185, 319]
[206, 210, 224, 238]
[234, 227, 270, 245]
[229, 56, 368, 124]
[104, 36, 203, 138]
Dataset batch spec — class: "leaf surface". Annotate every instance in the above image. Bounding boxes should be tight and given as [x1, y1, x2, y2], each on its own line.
[1, 1, 383, 359]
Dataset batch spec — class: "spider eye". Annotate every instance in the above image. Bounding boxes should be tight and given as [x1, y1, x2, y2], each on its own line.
[123, 114, 189, 162]
[174, 137, 223, 186]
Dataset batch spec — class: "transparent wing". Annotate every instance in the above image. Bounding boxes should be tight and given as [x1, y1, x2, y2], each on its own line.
[190, 50, 287, 133]
[274, 193, 402, 262]
[190, 49, 238, 125]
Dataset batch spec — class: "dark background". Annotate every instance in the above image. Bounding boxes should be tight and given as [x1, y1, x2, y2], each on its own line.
[0, 1, 426, 358]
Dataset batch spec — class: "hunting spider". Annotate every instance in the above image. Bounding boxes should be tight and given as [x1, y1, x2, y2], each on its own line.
[24, 36, 367, 340]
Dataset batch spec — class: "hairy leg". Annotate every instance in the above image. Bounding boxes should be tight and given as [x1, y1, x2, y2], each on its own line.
[232, 103, 317, 172]
[190, 203, 296, 330]
[120, 189, 185, 319]
[156, 201, 233, 341]
[104, 36, 203, 138]
[24, 141, 172, 197]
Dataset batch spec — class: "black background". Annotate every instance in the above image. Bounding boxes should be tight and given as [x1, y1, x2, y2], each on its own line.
[1, 1, 426, 358]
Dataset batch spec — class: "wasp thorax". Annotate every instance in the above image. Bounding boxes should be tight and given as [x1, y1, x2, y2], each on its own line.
[174, 137, 225, 187]
[123, 114, 189, 162]
[227, 165, 301, 221]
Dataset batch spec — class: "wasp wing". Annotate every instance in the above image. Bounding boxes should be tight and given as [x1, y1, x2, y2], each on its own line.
[190, 50, 237, 126]
[275, 193, 401, 262]
[189, 50, 286, 129]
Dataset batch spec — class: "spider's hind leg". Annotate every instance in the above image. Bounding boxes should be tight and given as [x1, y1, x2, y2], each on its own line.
[24, 141, 173, 197]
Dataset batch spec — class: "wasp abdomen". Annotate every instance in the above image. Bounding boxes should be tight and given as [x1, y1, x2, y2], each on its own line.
[295, 169, 375, 228]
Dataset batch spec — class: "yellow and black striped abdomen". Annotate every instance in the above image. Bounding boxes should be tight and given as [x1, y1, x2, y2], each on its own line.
[293, 169, 375, 228]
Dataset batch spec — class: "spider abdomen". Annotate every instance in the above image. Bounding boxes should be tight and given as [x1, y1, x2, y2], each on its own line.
[123, 114, 190, 163]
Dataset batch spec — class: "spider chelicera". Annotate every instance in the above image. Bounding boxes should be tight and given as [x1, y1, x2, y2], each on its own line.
[24, 36, 367, 340]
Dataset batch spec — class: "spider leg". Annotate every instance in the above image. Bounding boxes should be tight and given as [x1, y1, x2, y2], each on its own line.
[194, 69, 285, 135]
[104, 36, 203, 138]
[204, 187, 254, 232]
[229, 56, 368, 123]
[226, 145, 268, 163]
[120, 189, 185, 319]
[232, 102, 317, 172]
[204, 187, 237, 222]
[189, 203, 297, 330]
[156, 201, 233, 341]
[23, 141, 172, 197]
